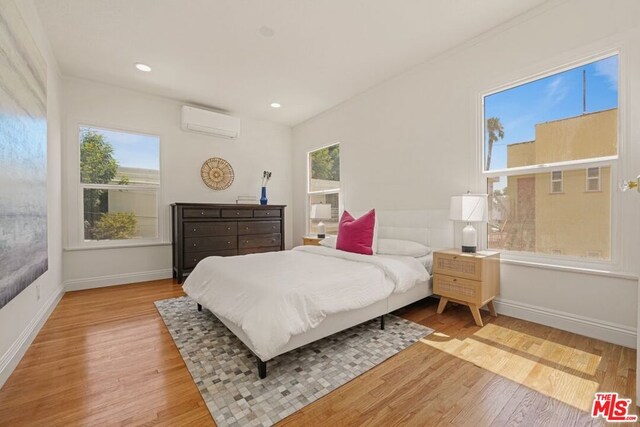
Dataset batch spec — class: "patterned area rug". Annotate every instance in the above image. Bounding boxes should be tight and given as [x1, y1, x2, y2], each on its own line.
[155, 296, 433, 427]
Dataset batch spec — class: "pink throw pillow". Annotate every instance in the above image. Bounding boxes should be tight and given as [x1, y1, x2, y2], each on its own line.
[336, 209, 376, 255]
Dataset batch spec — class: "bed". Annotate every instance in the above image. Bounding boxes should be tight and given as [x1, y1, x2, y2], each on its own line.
[182, 209, 452, 378]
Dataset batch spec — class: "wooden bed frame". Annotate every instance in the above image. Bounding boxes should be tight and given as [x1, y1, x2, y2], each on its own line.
[193, 209, 453, 378]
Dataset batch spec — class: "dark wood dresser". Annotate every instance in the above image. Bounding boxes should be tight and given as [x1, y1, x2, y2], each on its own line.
[171, 203, 286, 283]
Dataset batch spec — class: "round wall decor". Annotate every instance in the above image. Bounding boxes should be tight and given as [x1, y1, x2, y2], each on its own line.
[201, 157, 234, 190]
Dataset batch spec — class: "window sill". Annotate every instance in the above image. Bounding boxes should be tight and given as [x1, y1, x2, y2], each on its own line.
[65, 241, 171, 251]
[500, 257, 638, 281]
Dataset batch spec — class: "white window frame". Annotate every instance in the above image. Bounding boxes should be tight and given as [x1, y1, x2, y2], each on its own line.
[550, 171, 563, 194]
[306, 143, 341, 235]
[586, 167, 601, 192]
[479, 51, 621, 269]
[74, 123, 163, 249]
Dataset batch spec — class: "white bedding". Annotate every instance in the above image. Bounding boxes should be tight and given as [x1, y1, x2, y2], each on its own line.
[182, 245, 428, 360]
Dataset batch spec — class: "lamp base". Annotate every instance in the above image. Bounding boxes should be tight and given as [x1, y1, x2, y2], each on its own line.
[317, 234, 326, 239]
[461, 245, 476, 253]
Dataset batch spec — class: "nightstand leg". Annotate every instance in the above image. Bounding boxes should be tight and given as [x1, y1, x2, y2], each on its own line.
[437, 297, 449, 314]
[469, 304, 484, 327]
[487, 300, 497, 317]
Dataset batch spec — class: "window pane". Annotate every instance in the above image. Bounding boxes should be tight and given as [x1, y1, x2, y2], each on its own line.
[308, 193, 339, 235]
[309, 144, 340, 192]
[84, 188, 158, 241]
[587, 167, 600, 178]
[484, 56, 618, 171]
[80, 126, 160, 185]
[487, 167, 611, 259]
[551, 171, 562, 180]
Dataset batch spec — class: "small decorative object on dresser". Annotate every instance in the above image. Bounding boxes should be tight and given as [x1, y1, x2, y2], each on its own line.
[302, 236, 322, 246]
[171, 203, 285, 283]
[433, 249, 500, 327]
[260, 171, 272, 205]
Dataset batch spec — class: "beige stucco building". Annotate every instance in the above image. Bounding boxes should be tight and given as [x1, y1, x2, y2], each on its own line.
[496, 108, 616, 259]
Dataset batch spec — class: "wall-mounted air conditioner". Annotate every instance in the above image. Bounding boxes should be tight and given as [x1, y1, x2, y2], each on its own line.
[181, 105, 240, 139]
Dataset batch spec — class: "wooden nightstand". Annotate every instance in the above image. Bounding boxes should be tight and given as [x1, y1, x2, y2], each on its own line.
[302, 236, 322, 246]
[433, 249, 500, 327]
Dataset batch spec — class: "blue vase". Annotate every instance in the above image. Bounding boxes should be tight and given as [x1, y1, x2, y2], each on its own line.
[260, 186, 268, 205]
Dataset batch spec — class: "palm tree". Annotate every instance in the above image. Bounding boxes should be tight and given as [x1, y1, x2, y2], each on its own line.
[486, 117, 505, 170]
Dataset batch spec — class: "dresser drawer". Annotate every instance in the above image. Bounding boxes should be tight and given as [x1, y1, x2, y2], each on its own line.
[238, 246, 280, 255]
[185, 236, 237, 252]
[238, 233, 281, 249]
[433, 274, 481, 304]
[184, 222, 237, 237]
[253, 209, 281, 218]
[238, 221, 281, 235]
[221, 209, 253, 218]
[183, 208, 220, 218]
[184, 250, 238, 269]
[433, 252, 481, 281]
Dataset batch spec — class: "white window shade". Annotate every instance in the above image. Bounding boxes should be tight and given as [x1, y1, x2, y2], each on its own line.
[449, 195, 488, 222]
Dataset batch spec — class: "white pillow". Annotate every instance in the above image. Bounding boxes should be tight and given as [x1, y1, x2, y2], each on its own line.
[319, 236, 337, 248]
[377, 239, 431, 258]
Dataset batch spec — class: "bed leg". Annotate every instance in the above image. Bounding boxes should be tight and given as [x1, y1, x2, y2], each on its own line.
[197, 303, 202, 312]
[380, 314, 385, 330]
[257, 358, 267, 379]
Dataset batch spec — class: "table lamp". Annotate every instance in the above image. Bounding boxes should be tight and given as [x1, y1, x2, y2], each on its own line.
[449, 193, 488, 253]
[310, 203, 332, 238]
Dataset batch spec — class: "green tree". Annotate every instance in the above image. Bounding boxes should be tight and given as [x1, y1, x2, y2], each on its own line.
[93, 212, 137, 240]
[80, 130, 118, 184]
[80, 130, 136, 240]
[311, 145, 340, 182]
[486, 117, 505, 171]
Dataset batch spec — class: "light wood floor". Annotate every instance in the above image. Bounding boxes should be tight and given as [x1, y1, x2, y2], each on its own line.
[0, 279, 636, 426]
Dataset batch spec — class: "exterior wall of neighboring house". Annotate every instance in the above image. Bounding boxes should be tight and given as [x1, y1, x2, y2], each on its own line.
[504, 109, 615, 258]
[107, 167, 160, 239]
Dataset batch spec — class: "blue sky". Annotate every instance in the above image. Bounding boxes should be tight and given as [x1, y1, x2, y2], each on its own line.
[484, 55, 618, 172]
[80, 126, 160, 170]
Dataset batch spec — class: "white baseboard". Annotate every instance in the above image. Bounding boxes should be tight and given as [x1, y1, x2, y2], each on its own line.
[64, 269, 173, 292]
[491, 298, 637, 348]
[0, 286, 64, 389]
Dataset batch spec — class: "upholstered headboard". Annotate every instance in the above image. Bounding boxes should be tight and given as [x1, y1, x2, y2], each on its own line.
[352, 209, 453, 250]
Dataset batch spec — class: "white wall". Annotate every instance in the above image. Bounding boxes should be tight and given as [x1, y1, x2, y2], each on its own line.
[62, 78, 293, 289]
[292, 0, 640, 347]
[0, 0, 64, 387]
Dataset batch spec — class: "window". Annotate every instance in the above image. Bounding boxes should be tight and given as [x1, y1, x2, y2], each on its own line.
[484, 54, 618, 261]
[79, 126, 160, 244]
[550, 171, 563, 194]
[307, 144, 340, 235]
[586, 167, 601, 192]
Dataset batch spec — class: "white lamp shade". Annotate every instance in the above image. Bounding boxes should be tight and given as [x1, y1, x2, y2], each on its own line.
[449, 194, 488, 222]
[310, 203, 332, 220]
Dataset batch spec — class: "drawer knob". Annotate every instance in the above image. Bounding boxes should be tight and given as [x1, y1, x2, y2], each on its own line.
[266, 212, 270, 215]
[271, 239, 275, 243]
[453, 256, 457, 259]
[193, 243, 197, 247]
[201, 211, 205, 215]
[193, 228, 197, 232]
[227, 241, 231, 244]
[193, 258, 197, 262]
[246, 227, 249, 230]
[236, 212, 240, 215]
[453, 278, 457, 282]
[227, 227, 231, 230]
[272, 226, 275, 229]
[245, 240, 249, 244]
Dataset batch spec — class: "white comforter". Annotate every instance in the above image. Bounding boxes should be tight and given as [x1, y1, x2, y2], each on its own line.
[182, 246, 428, 360]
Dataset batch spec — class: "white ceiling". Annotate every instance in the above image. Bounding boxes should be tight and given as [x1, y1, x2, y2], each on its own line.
[35, 0, 549, 126]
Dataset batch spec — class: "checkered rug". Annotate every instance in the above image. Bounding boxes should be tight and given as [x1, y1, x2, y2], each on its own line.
[155, 296, 432, 427]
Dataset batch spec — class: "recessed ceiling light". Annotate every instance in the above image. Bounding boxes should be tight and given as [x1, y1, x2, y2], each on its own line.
[270, 102, 281, 108]
[135, 63, 152, 72]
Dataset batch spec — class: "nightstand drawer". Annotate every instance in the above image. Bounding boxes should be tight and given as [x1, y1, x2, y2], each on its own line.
[433, 274, 481, 303]
[433, 252, 481, 281]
